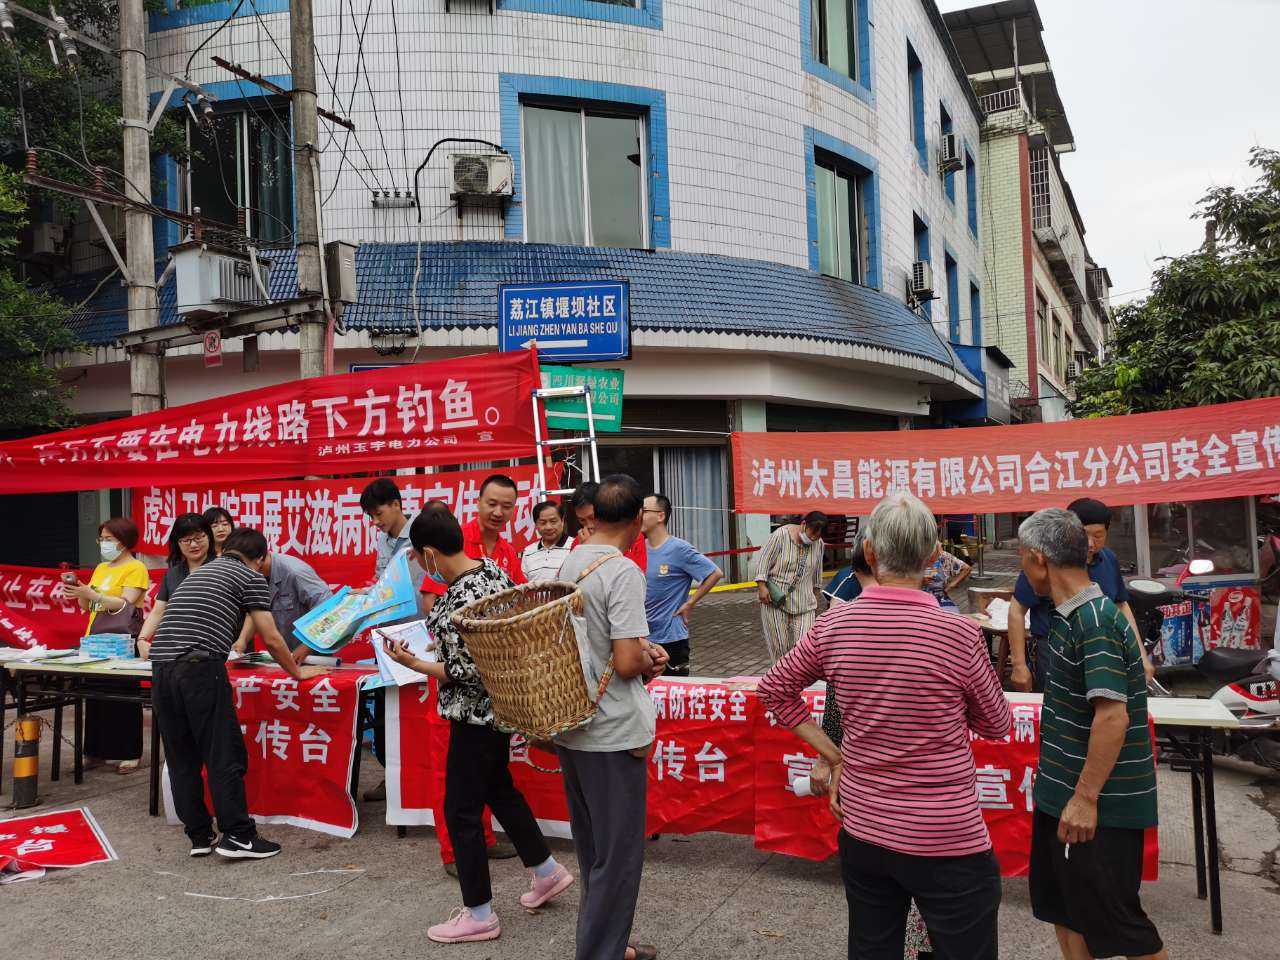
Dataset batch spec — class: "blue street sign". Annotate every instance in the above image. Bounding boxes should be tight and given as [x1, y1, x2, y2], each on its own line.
[499, 280, 631, 362]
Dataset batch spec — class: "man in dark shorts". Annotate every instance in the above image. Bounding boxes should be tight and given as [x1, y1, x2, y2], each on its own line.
[1018, 508, 1166, 960]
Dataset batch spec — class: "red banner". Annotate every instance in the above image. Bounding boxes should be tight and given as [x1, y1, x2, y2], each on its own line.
[131, 464, 558, 586]
[384, 684, 1157, 877]
[0, 350, 542, 495]
[0, 565, 163, 650]
[0, 808, 118, 879]
[733, 396, 1280, 514]
[162, 666, 374, 838]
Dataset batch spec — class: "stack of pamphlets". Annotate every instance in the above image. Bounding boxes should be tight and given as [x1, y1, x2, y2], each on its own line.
[293, 548, 421, 653]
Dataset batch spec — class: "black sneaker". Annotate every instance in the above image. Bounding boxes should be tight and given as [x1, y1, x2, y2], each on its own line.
[190, 835, 215, 858]
[215, 834, 282, 860]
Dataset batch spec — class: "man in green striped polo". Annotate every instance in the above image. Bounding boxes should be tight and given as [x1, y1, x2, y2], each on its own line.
[1018, 508, 1166, 960]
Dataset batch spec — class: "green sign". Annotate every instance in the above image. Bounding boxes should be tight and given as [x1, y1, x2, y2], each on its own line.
[540, 365, 624, 433]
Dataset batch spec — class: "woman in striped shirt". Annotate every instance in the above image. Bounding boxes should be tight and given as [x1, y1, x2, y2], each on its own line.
[752, 511, 827, 662]
[759, 492, 1011, 960]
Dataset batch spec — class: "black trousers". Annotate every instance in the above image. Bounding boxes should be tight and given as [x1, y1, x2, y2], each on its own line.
[152, 660, 255, 842]
[662, 639, 691, 677]
[838, 832, 1001, 960]
[444, 720, 550, 908]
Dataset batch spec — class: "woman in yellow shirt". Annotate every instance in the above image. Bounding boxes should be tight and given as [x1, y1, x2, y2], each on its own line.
[67, 517, 150, 773]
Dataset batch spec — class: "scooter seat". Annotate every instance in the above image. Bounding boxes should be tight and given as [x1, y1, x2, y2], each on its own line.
[1197, 647, 1263, 685]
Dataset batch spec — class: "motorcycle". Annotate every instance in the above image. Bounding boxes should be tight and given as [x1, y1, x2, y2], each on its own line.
[1128, 560, 1280, 771]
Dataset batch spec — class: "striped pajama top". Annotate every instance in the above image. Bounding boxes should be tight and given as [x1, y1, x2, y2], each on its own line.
[758, 586, 1012, 857]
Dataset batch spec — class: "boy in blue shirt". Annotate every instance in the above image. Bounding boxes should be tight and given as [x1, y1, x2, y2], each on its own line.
[641, 494, 723, 677]
[1009, 498, 1154, 691]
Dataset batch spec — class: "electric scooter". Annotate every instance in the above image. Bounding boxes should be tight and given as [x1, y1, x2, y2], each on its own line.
[1128, 560, 1280, 771]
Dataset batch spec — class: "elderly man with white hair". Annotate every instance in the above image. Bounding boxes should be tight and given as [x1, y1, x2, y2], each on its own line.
[1019, 508, 1165, 960]
[759, 492, 1011, 960]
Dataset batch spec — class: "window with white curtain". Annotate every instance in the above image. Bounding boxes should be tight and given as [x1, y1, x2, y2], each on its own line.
[658, 447, 728, 557]
[522, 104, 647, 248]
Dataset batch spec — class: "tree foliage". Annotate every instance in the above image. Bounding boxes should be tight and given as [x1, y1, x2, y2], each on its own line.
[1071, 147, 1280, 418]
[0, 168, 81, 429]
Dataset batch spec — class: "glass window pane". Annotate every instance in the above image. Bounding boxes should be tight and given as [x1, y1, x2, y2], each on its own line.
[1148, 502, 1190, 575]
[816, 163, 837, 277]
[524, 106, 585, 245]
[1190, 498, 1255, 575]
[586, 113, 645, 248]
[811, 0, 823, 61]
[188, 114, 240, 231]
[248, 106, 293, 243]
[827, 0, 854, 79]
[834, 170, 853, 281]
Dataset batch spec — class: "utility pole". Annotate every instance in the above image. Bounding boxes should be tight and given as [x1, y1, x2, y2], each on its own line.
[120, 0, 162, 414]
[290, 0, 328, 378]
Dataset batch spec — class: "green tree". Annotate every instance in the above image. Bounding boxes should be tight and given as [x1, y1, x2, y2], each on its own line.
[0, 167, 81, 429]
[1071, 147, 1280, 418]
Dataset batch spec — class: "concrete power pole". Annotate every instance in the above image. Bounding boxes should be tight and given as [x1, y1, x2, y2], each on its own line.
[120, 0, 163, 414]
[290, 0, 328, 378]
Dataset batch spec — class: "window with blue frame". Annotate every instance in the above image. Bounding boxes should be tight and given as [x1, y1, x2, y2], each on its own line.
[940, 103, 955, 203]
[811, 0, 856, 81]
[186, 103, 293, 243]
[913, 214, 931, 320]
[523, 104, 647, 248]
[970, 281, 982, 345]
[945, 252, 960, 342]
[814, 150, 871, 284]
[907, 43, 925, 170]
[965, 149, 978, 235]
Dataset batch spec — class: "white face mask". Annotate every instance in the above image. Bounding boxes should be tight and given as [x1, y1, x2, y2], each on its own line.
[100, 541, 121, 562]
[799, 531, 814, 547]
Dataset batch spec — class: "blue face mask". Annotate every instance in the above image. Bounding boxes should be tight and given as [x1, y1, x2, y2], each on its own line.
[431, 573, 447, 585]
[100, 541, 121, 562]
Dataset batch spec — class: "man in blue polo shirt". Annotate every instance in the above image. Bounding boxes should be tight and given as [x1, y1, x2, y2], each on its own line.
[1009, 498, 1154, 691]
[641, 494, 723, 677]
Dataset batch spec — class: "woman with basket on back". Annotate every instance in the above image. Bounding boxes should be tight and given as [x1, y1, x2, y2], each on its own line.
[383, 502, 574, 945]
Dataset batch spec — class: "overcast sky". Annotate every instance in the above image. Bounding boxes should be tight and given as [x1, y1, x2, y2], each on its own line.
[936, 0, 1280, 304]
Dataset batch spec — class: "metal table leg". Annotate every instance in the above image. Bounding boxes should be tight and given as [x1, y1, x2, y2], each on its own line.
[1190, 751, 1207, 900]
[1202, 730, 1223, 934]
[51, 700, 63, 782]
[149, 707, 161, 817]
[73, 694, 83, 784]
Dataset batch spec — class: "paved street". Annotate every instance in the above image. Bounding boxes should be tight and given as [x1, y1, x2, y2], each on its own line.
[5, 569, 1278, 960]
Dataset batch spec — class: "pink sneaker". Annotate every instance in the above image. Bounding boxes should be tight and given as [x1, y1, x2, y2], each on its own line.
[520, 865, 575, 908]
[427, 908, 501, 943]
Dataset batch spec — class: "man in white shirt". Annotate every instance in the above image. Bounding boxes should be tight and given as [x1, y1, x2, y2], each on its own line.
[521, 500, 572, 581]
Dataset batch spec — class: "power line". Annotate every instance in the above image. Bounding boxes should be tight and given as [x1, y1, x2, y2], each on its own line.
[183, 0, 247, 78]
[348, 0, 397, 190]
[387, 0, 414, 188]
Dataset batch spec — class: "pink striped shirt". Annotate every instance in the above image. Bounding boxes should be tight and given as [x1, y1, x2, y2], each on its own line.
[758, 586, 1011, 857]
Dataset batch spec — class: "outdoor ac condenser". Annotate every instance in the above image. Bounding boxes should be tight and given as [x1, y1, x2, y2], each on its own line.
[939, 133, 963, 173]
[448, 153, 514, 202]
[172, 241, 272, 322]
[910, 260, 934, 301]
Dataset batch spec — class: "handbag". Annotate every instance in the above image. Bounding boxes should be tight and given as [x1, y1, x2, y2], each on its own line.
[89, 601, 145, 640]
[765, 579, 789, 608]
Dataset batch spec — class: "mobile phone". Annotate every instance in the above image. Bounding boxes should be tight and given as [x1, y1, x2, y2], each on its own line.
[59, 561, 77, 585]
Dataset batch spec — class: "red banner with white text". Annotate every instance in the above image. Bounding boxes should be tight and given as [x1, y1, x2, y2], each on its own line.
[163, 667, 374, 838]
[0, 565, 163, 650]
[733, 396, 1280, 515]
[0, 808, 118, 880]
[131, 464, 558, 586]
[0, 350, 541, 495]
[384, 683, 1156, 877]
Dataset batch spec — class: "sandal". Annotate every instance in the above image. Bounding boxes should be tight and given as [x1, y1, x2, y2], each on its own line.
[116, 759, 141, 775]
[626, 943, 658, 960]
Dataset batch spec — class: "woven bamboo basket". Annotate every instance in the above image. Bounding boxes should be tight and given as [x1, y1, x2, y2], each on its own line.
[450, 580, 596, 741]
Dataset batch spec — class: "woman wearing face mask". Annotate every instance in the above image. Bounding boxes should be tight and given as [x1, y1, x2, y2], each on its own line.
[67, 517, 151, 773]
[752, 511, 828, 662]
[136, 513, 214, 659]
[202, 507, 235, 557]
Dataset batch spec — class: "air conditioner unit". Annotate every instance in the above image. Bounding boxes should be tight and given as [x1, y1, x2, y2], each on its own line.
[938, 133, 963, 173]
[18, 221, 66, 262]
[910, 261, 934, 300]
[449, 153, 514, 204]
[171, 241, 272, 322]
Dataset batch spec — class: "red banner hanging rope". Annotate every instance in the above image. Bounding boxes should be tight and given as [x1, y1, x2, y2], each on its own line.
[0, 350, 542, 495]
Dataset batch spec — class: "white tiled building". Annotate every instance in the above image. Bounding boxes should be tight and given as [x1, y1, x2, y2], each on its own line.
[55, 0, 996, 564]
